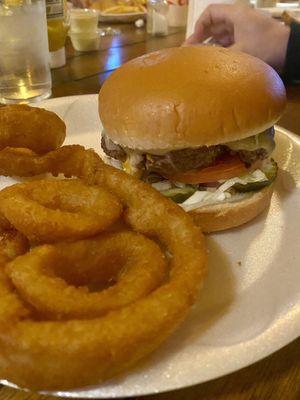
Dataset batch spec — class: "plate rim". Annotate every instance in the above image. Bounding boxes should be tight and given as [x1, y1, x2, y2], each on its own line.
[99, 11, 146, 17]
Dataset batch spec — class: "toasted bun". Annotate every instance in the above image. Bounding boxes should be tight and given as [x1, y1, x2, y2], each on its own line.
[190, 184, 274, 232]
[99, 46, 286, 152]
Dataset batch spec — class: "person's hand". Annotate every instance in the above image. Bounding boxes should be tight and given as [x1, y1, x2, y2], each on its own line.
[185, 4, 290, 72]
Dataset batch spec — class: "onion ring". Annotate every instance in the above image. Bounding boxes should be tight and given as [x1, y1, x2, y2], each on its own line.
[0, 179, 123, 243]
[0, 105, 66, 154]
[0, 145, 102, 181]
[0, 139, 207, 391]
[6, 231, 168, 319]
[0, 230, 29, 322]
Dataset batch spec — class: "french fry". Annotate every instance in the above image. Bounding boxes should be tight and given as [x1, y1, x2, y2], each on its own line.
[101, 0, 147, 14]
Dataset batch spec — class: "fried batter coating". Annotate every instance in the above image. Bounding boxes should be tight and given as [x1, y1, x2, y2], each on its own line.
[0, 230, 29, 322]
[0, 145, 103, 180]
[6, 232, 168, 319]
[0, 105, 66, 154]
[0, 179, 123, 243]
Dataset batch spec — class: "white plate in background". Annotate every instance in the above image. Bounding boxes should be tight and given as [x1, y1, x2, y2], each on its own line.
[258, 2, 299, 17]
[1, 94, 299, 398]
[98, 11, 146, 23]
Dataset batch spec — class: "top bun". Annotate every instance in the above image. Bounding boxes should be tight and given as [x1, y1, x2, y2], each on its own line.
[98, 46, 286, 152]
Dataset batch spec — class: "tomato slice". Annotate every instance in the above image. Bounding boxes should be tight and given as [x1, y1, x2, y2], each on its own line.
[166, 156, 247, 184]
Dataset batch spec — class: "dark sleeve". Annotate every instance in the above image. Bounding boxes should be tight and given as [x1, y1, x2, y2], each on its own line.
[281, 22, 300, 84]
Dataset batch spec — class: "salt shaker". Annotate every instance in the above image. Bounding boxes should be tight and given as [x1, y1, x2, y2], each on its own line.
[147, 0, 169, 36]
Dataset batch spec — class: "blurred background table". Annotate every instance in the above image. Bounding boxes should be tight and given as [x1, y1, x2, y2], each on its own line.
[0, 22, 299, 400]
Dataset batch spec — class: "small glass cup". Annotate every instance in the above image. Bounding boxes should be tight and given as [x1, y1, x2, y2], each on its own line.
[70, 8, 99, 33]
[0, 0, 52, 104]
[70, 29, 101, 52]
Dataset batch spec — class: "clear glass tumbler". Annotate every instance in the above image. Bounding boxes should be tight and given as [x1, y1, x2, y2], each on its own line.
[0, 0, 52, 104]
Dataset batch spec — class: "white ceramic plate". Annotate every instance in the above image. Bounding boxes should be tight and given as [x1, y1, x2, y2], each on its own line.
[1, 94, 300, 398]
[98, 11, 146, 23]
[258, 2, 299, 18]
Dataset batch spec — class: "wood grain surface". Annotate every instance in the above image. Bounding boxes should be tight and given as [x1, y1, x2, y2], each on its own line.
[0, 22, 299, 400]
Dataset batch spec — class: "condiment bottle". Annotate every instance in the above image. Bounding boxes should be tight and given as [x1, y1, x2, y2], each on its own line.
[147, 0, 169, 36]
[46, 0, 68, 68]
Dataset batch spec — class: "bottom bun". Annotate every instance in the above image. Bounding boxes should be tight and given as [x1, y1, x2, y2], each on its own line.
[190, 184, 274, 233]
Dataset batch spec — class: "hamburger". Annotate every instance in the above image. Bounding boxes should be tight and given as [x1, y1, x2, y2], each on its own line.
[98, 46, 286, 232]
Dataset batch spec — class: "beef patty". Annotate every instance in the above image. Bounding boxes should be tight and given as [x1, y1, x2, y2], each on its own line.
[101, 129, 273, 176]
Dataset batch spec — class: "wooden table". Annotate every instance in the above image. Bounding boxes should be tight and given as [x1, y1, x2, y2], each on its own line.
[1, 23, 299, 400]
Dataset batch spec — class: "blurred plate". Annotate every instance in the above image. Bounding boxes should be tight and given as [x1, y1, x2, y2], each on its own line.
[259, 2, 299, 17]
[1, 94, 300, 398]
[98, 11, 146, 23]
[282, 8, 300, 21]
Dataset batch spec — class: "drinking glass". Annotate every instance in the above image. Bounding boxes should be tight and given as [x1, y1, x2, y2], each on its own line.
[0, 0, 52, 104]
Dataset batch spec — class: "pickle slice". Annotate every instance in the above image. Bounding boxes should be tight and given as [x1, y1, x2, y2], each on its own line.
[234, 159, 278, 192]
[233, 180, 270, 192]
[162, 187, 196, 203]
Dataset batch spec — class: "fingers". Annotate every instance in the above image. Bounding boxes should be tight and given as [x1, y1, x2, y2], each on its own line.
[184, 33, 204, 45]
[185, 9, 212, 44]
[185, 23, 234, 47]
[184, 4, 245, 45]
[216, 34, 234, 47]
[185, 4, 234, 44]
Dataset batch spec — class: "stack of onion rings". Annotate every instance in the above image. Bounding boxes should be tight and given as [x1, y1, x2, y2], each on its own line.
[0, 106, 207, 391]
